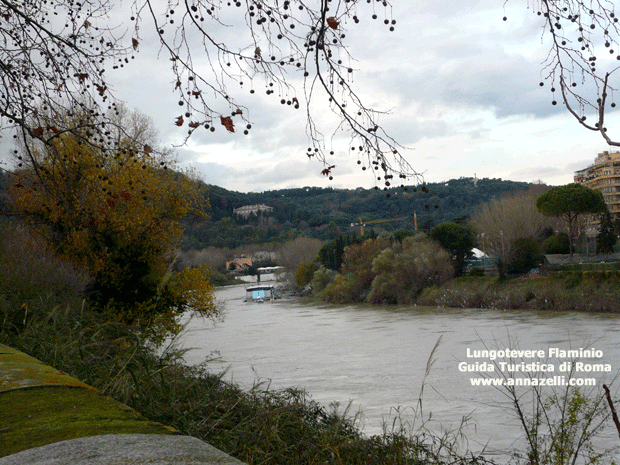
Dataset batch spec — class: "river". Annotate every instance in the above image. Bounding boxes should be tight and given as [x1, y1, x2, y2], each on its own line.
[179, 283, 620, 460]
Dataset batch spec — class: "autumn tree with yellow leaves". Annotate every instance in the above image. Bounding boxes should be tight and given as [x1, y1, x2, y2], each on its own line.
[10, 112, 217, 338]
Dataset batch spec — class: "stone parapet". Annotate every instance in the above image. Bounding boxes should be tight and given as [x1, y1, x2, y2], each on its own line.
[0, 343, 246, 464]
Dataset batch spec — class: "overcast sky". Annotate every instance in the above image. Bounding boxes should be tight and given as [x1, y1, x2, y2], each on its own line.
[85, 1, 620, 192]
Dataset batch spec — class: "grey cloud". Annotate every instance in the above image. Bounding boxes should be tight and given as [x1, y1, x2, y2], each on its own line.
[510, 165, 566, 180]
[185, 150, 350, 192]
[98, 0, 608, 192]
[185, 161, 242, 187]
[364, 45, 558, 122]
[351, 2, 561, 122]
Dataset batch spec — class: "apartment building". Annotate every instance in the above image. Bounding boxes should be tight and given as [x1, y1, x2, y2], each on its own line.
[574, 150, 620, 219]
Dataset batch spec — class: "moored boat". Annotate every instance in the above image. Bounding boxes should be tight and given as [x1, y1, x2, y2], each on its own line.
[244, 285, 279, 302]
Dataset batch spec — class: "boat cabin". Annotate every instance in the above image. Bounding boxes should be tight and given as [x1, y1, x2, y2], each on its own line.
[244, 285, 278, 302]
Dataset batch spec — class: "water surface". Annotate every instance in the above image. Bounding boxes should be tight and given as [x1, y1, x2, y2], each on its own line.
[180, 283, 620, 458]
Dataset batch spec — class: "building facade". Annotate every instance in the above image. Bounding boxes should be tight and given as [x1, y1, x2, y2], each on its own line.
[225, 255, 252, 273]
[233, 204, 274, 219]
[574, 150, 620, 219]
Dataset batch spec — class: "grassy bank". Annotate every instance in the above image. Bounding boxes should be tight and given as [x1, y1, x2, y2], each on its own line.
[417, 272, 620, 312]
[3, 222, 618, 464]
[0, 224, 488, 465]
[1, 294, 494, 464]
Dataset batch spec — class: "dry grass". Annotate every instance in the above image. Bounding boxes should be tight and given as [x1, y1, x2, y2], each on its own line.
[418, 274, 620, 313]
[0, 220, 490, 465]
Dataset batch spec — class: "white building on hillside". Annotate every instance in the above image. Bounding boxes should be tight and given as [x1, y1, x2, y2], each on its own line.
[233, 204, 273, 219]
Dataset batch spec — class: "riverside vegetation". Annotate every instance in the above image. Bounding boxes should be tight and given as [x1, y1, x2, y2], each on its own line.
[306, 230, 620, 312]
[0, 220, 493, 464]
[2, 226, 620, 464]
[298, 182, 620, 313]
[419, 271, 620, 312]
[2, 137, 620, 462]
[306, 230, 620, 313]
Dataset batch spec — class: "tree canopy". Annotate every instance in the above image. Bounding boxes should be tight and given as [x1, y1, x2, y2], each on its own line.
[9, 113, 217, 337]
[471, 185, 557, 271]
[597, 209, 617, 254]
[536, 183, 606, 255]
[367, 235, 453, 304]
[430, 222, 473, 276]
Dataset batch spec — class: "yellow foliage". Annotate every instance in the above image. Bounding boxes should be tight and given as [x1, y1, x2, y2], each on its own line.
[10, 128, 215, 336]
[170, 266, 217, 315]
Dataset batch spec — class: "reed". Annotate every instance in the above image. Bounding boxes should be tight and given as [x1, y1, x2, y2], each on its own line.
[418, 275, 620, 313]
[0, 222, 487, 464]
[3, 296, 489, 464]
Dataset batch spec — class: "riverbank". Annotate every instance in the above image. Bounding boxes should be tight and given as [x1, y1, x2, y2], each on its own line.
[418, 272, 620, 313]
[0, 287, 489, 465]
[311, 254, 620, 312]
[4, 283, 619, 464]
[1, 225, 616, 464]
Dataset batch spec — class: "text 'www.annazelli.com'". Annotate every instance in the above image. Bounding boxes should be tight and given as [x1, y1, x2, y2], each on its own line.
[470, 376, 597, 387]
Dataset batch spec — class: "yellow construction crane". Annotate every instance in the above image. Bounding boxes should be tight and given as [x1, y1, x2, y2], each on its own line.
[350, 216, 407, 236]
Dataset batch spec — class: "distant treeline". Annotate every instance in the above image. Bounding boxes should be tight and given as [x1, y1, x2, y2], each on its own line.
[182, 177, 531, 248]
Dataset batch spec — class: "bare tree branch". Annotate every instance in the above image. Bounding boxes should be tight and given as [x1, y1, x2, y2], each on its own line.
[527, 0, 620, 145]
[0, 0, 422, 186]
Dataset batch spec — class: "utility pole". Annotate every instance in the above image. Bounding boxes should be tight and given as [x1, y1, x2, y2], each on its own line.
[500, 230, 505, 261]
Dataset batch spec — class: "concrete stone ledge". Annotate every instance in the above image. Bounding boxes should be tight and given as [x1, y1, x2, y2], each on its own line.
[0, 434, 246, 464]
[0, 343, 247, 464]
[0, 343, 95, 392]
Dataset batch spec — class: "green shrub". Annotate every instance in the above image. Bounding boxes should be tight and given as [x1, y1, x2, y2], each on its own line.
[542, 232, 570, 254]
[321, 273, 355, 303]
[295, 261, 319, 288]
[367, 235, 453, 305]
[207, 270, 242, 286]
[310, 265, 335, 293]
[430, 222, 473, 276]
[340, 237, 390, 301]
[509, 237, 542, 274]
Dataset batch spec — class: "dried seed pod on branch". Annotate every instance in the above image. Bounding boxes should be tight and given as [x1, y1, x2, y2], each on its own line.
[523, 0, 620, 145]
[0, 0, 420, 185]
[4, 0, 620, 185]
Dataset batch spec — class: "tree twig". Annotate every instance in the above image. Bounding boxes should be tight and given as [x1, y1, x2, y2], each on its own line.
[603, 384, 620, 438]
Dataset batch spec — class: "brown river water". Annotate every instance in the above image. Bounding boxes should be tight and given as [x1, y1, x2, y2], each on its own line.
[179, 283, 620, 461]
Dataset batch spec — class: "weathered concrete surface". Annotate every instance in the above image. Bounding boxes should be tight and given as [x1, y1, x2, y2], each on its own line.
[1, 343, 178, 456]
[1, 386, 178, 456]
[0, 343, 95, 392]
[0, 434, 246, 465]
[0, 343, 247, 464]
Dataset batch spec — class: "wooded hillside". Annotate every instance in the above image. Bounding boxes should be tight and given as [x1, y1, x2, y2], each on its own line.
[183, 178, 532, 248]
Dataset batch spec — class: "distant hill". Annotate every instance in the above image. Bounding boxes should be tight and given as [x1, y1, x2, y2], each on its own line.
[183, 177, 532, 249]
[0, 169, 535, 249]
